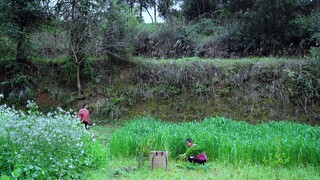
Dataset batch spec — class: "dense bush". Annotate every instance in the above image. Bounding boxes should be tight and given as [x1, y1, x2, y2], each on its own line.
[31, 29, 66, 59]
[0, 61, 36, 106]
[0, 36, 15, 60]
[284, 48, 320, 112]
[196, 30, 243, 58]
[0, 100, 106, 179]
[181, 0, 219, 21]
[102, 1, 140, 60]
[283, 10, 320, 110]
[228, 0, 318, 57]
[134, 21, 194, 58]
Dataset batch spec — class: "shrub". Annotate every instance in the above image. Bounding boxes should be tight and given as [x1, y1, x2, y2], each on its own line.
[0, 61, 36, 106]
[195, 30, 243, 58]
[284, 47, 320, 109]
[0, 36, 15, 60]
[0, 100, 106, 179]
[134, 21, 194, 58]
[102, 1, 140, 61]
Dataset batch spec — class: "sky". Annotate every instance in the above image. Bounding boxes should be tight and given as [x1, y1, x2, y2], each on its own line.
[142, 7, 165, 23]
[142, 1, 182, 23]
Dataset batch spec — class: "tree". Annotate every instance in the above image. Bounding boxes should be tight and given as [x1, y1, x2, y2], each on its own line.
[237, 0, 315, 55]
[0, 0, 52, 63]
[218, 0, 255, 14]
[119, 0, 159, 23]
[102, 0, 140, 59]
[181, 0, 218, 21]
[55, 0, 104, 97]
[134, 0, 157, 23]
[158, 0, 177, 19]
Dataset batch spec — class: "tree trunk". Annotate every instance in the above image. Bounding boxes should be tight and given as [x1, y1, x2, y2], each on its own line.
[145, 7, 153, 23]
[16, 38, 24, 63]
[77, 62, 81, 97]
[154, 0, 157, 23]
[130, 0, 134, 12]
[16, 29, 26, 63]
[140, 3, 143, 20]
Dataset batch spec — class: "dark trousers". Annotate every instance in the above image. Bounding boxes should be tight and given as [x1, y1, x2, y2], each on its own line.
[82, 121, 88, 130]
[188, 156, 206, 165]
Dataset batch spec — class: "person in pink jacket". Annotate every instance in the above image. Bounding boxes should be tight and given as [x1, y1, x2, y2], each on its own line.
[77, 104, 90, 130]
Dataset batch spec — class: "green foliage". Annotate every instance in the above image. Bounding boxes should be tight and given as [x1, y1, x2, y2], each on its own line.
[78, 60, 103, 88]
[136, 136, 156, 168]
[58, 59, 100, 88]
[187, 18, 224, 38]
[181, 0, 219, 21]
[182, 0, 318, 57]
[109, 117, 320, 166]
[157, 0, 178, 19]
[134, 20, 194, 57]
[263, 138, 290, 167]
[0, 0, 317, 61]
[185, 144, 205, 157]
[0, 61, 35, 105]
[137, 1, 317, 57]
[85, 156, 320, 179]
[0, 36, 15, 60]
[30, 25, 67, 59]
[0, 0, 53, 62]
[123, 57, 319, 122]
[283, 48, 320, 106]
[102, 0, 141, 60]
[0, 101, 106, 179]
[60, 61, 77, 84]
[221, 0, 255, 14]
[100, 96, 124, 120]
[196, 29, 241, 58]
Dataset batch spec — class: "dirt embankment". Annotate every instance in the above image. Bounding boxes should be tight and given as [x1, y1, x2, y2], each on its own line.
[34, 58, 319, 125]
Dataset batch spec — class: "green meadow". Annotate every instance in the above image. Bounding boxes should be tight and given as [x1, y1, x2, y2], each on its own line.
[85, 117, 320, 179]
[1, 101, 319, 179]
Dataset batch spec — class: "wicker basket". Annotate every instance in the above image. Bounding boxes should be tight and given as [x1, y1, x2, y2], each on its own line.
[150, 151, 168, 170]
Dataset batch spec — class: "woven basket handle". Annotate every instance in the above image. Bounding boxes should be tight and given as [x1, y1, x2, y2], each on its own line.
[151, 151, 168, 170]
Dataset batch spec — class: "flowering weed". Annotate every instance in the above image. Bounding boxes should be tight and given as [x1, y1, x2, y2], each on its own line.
[0, 101, 106, 179]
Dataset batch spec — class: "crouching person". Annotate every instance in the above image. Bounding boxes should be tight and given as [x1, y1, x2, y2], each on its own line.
[181, 138, 207, 165]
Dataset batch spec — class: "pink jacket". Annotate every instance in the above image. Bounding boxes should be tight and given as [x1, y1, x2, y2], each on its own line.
[77, 108, 89, 123]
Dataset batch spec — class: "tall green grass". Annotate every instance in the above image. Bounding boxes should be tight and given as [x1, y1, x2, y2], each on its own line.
[109, 116, 320, 166]
[132, 56, 303, 67]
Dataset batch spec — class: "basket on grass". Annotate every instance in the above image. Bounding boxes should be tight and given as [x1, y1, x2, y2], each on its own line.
[150, 151, 168, 170]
